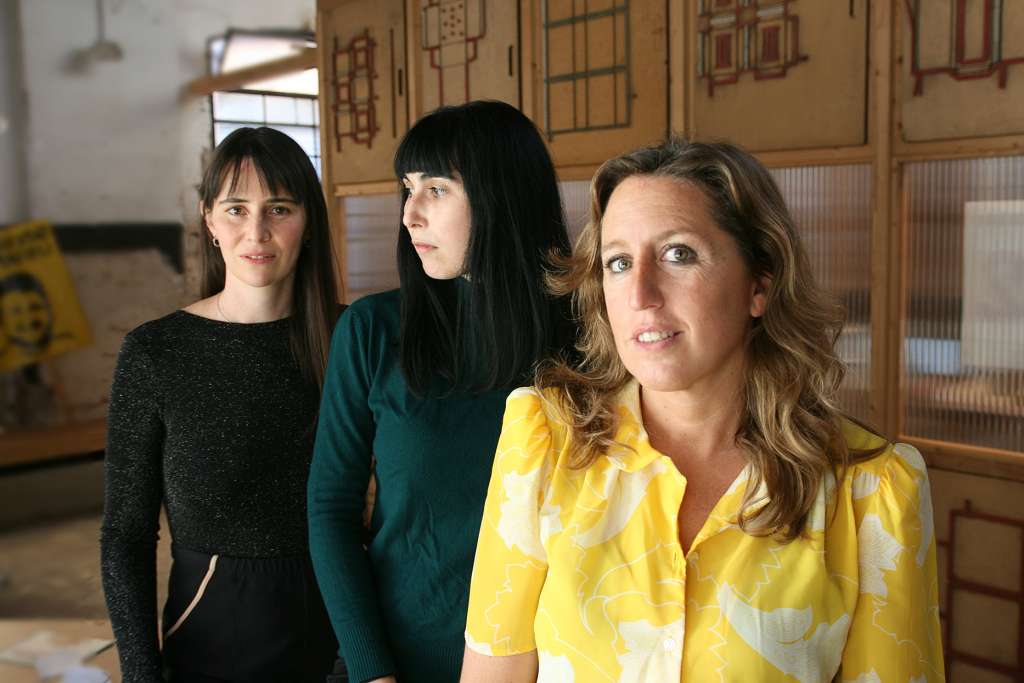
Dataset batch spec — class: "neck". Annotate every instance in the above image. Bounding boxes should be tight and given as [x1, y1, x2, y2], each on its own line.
[218, 277, 295, 323]
[639, 358, 747, 465]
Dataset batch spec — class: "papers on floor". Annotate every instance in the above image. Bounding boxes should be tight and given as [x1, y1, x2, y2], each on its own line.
[0, 629, 113, 678]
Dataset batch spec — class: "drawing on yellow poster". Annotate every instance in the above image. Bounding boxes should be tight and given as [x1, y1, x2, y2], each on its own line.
[0, 221, 92, 372]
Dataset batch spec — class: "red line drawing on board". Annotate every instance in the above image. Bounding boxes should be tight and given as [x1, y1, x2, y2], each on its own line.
[906, 0, 1024, 96]
[697, 0, 807, 97]
[332, 29, 378, 151]
[421, 0, 486, 104]
[938, 499, 1024, 678]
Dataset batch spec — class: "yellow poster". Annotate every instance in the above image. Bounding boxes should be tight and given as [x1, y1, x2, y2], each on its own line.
[0, 221, 92, 372]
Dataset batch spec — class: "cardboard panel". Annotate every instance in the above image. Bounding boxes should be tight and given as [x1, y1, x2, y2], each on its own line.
[533, 0, 668, 167]
[690, 0, 868, 151]
[322, 0, 409, 184]
[416, 0, 519, 112]
[900, 0, 1024, 141]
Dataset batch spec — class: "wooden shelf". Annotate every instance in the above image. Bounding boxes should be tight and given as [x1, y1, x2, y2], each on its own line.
[0, 419, 106, 468]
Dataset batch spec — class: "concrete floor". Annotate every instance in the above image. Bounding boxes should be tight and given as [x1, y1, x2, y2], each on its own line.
[0, 512, 171, 618]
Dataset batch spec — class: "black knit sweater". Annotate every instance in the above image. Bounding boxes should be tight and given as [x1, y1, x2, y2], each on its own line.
[100, 310, 320, 682]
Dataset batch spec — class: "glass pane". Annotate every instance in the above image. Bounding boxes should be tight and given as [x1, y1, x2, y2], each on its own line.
[268, 125, 317, 156]
[264, 95, 299, 125]
[558, 180, 590, 244]
[211, 91, 264, 122]
[903, 155, 1024, 452]
[771, 165, 874, 423]
[345, 192, 402, 303]
[296, 98, 315, 126]
[214, 121, 248, 145]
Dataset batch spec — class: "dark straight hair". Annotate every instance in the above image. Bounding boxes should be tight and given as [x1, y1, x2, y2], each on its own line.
[198, 126, 340, 390]
[394, 100, 574, 394]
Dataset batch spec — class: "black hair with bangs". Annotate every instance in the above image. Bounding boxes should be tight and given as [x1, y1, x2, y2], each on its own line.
[393, 100, 575, 394]
[198, 126, 340, 390]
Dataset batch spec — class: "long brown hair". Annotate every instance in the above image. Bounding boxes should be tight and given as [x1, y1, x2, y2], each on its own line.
[538, 137, 883, 541]
[198, 127, 340, 390]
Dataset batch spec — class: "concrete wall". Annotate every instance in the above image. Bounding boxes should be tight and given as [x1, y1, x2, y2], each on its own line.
[17, 0, 315, 226]
[1, 0, 316, 516]
[0, 0, 28, 225]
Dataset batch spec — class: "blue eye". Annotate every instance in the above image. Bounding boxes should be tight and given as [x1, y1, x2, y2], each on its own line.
[429, 186, 447, 198]
[664, 245, 696, 263]
[605, 255, 630, 274]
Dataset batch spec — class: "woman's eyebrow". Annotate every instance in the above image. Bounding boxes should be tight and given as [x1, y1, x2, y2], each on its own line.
[403, 171, 459, 183]
[600, 229, 698, 253]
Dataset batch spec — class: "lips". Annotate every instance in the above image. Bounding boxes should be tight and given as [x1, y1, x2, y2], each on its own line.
[241, 253, 276, 264]
[412, 242, 436, 253]
[633, 327, 680, 345]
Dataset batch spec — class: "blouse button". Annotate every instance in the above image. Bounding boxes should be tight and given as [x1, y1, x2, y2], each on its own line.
[663, 637, 678, 652]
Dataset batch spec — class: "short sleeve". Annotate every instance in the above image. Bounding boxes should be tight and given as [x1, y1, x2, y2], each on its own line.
[465, 387, 556, 657]
[841, 443, 945, 682]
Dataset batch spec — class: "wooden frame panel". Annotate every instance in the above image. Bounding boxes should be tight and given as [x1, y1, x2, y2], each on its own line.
[313, 0, 1024, 480]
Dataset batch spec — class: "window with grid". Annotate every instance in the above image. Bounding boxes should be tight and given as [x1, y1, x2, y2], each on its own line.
[211, 91, 321, 174]
[207, 30, 321, 174]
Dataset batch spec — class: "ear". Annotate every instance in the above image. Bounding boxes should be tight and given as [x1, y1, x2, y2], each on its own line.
[749, 274, 770, 318]
[199, 201, 214, 237]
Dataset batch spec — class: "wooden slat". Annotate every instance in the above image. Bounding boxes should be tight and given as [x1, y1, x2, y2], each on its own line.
[871, 0, 896, 435]
[182, 49, 318, 98]
[557, 164, 601, 182]
[893, 134, 1024, 162]
[668, 0, 686, 135]
[755, 145, 875, 168]
[405, 0, 421, 121]
[519, 0, 535, 118]
[334, 180, 399, 197]
[910, 436, 1024, 484]
[0, 419, 106, 468]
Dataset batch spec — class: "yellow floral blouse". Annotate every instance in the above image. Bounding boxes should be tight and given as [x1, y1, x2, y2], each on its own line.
[465, 382, 944, 683]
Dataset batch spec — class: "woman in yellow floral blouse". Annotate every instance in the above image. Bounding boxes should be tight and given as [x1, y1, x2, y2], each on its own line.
[461, 139, 944, 683]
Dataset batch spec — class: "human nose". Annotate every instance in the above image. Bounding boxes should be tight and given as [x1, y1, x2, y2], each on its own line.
[245, 213, 272, 242]
[627, 256, 663, 311]
[403, 192, 424, 230]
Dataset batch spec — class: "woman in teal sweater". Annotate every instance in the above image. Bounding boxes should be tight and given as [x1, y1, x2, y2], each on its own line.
[308, 100, 576, 683]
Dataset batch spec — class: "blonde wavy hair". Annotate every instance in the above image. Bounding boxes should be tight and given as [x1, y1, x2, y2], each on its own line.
[537, 137, 883, 542]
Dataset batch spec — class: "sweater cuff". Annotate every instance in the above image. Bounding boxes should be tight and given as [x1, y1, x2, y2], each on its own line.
[338, 621, 397, 683]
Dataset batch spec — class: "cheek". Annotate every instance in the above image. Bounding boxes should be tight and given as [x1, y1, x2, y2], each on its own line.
[602, 284, 632, 347]
[279, 220, 307, 252]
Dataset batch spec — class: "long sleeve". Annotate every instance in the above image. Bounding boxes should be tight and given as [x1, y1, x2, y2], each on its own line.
[308, 306, 394, 683]
[840, 443, 945, 682]
[100, 332, 165, 683]
[465, 388, 553, 657]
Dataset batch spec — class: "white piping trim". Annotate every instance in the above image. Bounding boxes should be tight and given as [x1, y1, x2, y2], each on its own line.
[164, 554, 219, 639]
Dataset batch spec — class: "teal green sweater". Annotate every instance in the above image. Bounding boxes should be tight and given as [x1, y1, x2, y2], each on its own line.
[308, 290, 510, 683]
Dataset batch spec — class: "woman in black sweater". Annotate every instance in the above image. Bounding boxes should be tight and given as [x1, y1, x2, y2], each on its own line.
[101, 127, 340, 682]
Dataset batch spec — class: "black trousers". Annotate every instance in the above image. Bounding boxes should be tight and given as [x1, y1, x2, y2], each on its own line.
[161, 545, 337, 683]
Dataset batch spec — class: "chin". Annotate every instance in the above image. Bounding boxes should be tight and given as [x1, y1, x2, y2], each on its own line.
[421, 264, 461, 280]
[624, 361, 694, 393]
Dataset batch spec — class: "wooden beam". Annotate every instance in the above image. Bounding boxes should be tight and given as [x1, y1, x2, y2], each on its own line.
[893, 134, 1024, 162]
[870, 0, 896, 435]
[755, 145, 875, 169]
[0, 419, 106, 468]
[334, 180, 399, 197]
[911, 436, 1024, 484]
[182, 49, 318, 98]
